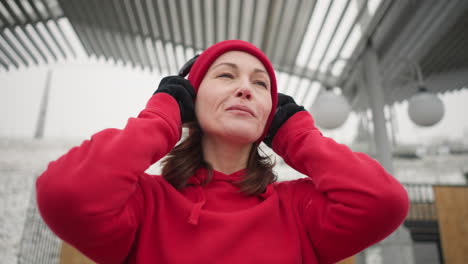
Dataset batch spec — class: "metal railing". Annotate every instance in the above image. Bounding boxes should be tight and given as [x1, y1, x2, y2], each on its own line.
[403, 183, 438, 221]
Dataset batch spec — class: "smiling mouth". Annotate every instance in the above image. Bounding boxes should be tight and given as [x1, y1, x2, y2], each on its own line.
[226, 105, 255, 117]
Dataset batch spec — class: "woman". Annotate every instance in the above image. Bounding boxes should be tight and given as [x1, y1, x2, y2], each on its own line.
[37, 40, 409, 264]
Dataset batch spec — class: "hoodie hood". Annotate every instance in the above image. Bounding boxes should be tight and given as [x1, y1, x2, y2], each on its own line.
[183, 167, 274, 226]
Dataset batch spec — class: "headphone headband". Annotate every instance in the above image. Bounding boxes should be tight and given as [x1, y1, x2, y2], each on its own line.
[178, 54, 199, 77]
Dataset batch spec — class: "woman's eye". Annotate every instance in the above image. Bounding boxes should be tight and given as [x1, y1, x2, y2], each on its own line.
[254, 80, 268, 88]
[217, 73, 234, 79]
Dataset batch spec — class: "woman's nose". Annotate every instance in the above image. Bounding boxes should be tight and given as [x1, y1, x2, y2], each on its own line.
[235, 79, 253, 100]
[235, 88, 252, 100]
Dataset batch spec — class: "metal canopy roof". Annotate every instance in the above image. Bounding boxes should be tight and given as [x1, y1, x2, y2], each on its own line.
[1, 0, 468, 111]
[348, 0, 468, 110]
[0, 0, 74, 67]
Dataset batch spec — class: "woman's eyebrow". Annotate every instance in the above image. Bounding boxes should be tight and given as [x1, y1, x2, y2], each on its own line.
[253, 68, 268, 75]
[211, 62, 267, 75]
[211, 62, 238, 70]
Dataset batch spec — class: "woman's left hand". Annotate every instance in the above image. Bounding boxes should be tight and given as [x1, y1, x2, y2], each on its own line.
[263, 93, 305, 147]
[153, 76, 196, 124]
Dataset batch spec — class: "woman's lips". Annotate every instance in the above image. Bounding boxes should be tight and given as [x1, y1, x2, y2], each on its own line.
[226, 105, 255, 117]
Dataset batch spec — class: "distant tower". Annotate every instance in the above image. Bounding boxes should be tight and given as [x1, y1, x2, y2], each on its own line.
[354, 112, 371, 144]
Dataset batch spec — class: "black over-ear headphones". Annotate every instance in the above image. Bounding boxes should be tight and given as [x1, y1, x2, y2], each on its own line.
[178, 54, 199, 77]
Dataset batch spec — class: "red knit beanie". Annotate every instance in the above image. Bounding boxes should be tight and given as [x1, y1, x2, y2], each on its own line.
[187, 40, 278, 142]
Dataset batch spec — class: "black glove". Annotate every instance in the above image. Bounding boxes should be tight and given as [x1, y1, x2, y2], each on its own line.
[263, 93, 306, 148]
[154, 76, 196, 123]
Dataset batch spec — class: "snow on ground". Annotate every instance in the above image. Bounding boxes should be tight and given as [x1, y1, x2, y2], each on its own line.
[0, 138, 79, 263]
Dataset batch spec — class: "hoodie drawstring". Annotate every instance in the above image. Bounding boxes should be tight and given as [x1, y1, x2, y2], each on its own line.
[187, 177, 206, 226]
[185, 168, 272, 226]
[260, 184, 274, 200]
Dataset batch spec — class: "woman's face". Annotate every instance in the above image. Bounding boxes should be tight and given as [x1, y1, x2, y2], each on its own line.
[195, 51, 272, 144]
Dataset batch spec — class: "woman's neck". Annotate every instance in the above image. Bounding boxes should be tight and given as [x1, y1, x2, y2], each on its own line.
[201, 136, 252, 175]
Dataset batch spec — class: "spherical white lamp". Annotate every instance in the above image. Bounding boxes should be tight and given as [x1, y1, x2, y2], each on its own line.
[312, 90, 351, 129]
[408, 88, 444, 126]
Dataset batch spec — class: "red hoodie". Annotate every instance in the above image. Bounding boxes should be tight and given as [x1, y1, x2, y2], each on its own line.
[36, 93, 409, 264]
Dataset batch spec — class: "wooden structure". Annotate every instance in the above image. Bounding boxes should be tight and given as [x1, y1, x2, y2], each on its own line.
[434, 186, 468, 264]
[60, 243, 94, 264]
[338, 256, 355, 264]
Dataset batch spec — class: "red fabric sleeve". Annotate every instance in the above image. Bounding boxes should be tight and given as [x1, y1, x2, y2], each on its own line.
[272, 111, 409, 264]
[36, 93, 182, 263]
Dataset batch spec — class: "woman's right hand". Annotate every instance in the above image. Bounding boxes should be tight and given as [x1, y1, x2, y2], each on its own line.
[263, 93, 305, 147]
[154, 76, 196, 123]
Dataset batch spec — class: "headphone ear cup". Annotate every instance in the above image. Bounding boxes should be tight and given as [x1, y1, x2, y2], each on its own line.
[178, 54, 200, 77]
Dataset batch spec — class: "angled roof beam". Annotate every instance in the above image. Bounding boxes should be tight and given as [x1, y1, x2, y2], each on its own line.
[0, 49, 9, 69]
[148, 0, 171, 73]
[140, 0, 164, 72]
[281, 0, 317, 95]
[0, 30, 29, 66]
[186, 0, 197, 51]
[223, 0, 229, 43]
[294, 0, 334, 106]
[386, 0, 465, 101]
[165, 0, 186, 66]
[113, 0, 145, 68]
[153, 0, 176, 73]
[59, 0, 95, 57]
[77, 0, 112, 60]
[12, 0, 59, 60]
[332, 0, 370, 72]
[278, 64, 339, 87]
[38, 0, 76, 57]
[90, 0, 124, 64]
[127, 0, 153, 70]
[306, 0, 353, 87]
[1, 0, 48, 62]
[235, 0, 243, 40]
[339, 0, 395, 97]
[174, 0, 193, 61]
[103, 0, 138, 66]
[159, 0, 180, 70]
[264, 0, 287, 58]
[0, 38, 19, 67]
[19, 0, 67, 59]
[0, 15, 38, 65]
[178, 0, 195, 58]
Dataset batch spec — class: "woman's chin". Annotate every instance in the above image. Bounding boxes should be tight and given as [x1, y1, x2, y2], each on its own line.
[200, 117, 264, 144]
[220, 123, 262, 144]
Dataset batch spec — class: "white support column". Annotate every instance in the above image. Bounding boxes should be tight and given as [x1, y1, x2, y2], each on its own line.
[362, 43, 415, 264]
[362, 47, 393, 173]
[34, 68, 53, 139]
